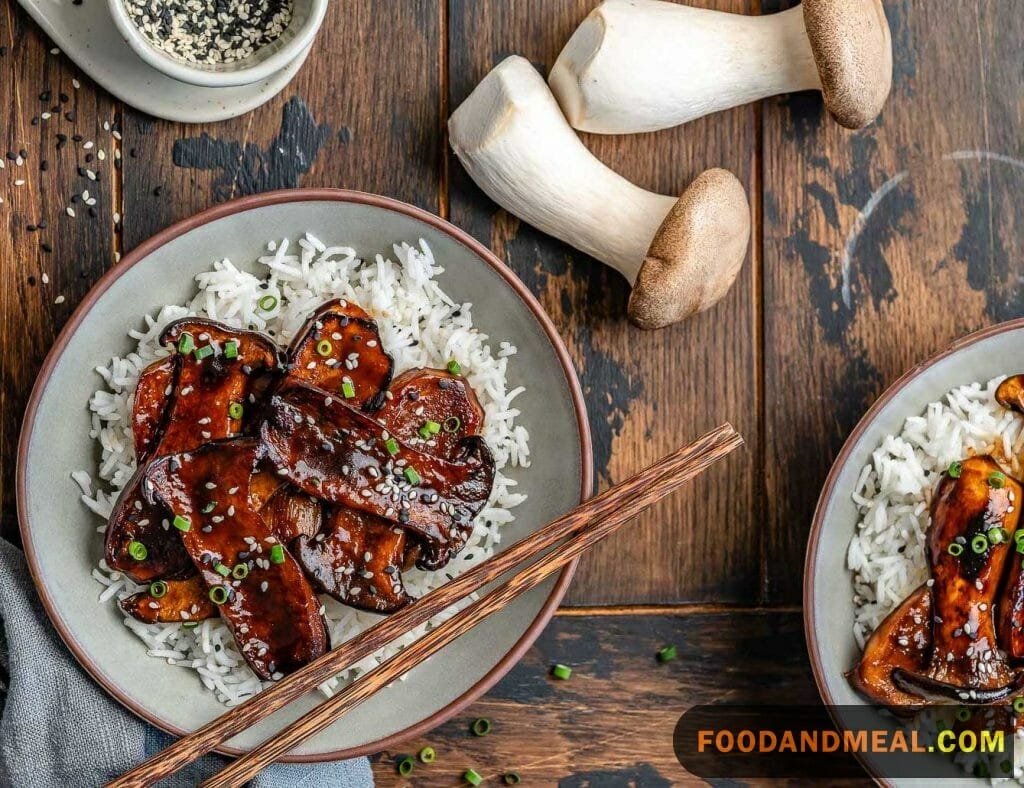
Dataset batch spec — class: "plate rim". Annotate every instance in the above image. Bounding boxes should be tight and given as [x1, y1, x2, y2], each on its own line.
[802, 317, 1024, 785]
[16, 187, 594, 762]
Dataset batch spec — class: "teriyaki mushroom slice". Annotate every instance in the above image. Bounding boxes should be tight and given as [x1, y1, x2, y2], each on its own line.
[891, 456, 1022, 702]
[262, 381, 495, 571]
[145, 438, 329, 680]
[847, 584, 932, 712]
[120, 576, 217, 625]
[296, 508, 413, 613]
[376, 368, 485, 461]
[132, 356, 178, 463]
[286, 299, 394, 412]
[104, 319, 281, 583]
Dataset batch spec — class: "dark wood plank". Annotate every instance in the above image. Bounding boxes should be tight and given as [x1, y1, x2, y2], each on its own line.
[0, 0, 120, 539]
[371, 610, 814, 785]
[762, 0, 1024, 602]
[447, 0, 762, 605]
[120, 0, 443, 252]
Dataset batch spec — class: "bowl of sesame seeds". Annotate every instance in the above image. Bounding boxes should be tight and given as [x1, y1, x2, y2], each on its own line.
[109, 0, 328, 88]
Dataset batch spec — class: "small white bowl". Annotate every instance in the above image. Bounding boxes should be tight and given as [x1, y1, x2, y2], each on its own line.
[108, 0, 328, 88]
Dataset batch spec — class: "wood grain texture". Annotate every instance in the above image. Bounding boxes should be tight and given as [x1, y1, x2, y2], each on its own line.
[762, 0, 1024, 602]
[0, 0, 119, 538]
[120, 0, 443, 252]
[447, 0, 762, 606]
[370, 610, 817, 785]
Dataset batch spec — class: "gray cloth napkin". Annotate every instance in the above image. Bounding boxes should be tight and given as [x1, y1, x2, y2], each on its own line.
[0, 539, 373, 788]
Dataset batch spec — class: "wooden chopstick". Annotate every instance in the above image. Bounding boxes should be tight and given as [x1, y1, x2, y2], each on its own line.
[200, 423, 742, 787]
[109, 423, 741, 788]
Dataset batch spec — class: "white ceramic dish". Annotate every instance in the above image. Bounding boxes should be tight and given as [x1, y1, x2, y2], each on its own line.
[107, 0, 328, 88]
[805, 320, 1024, 786]
[15, 0, 312, 123]
[18, 189, 592, 759]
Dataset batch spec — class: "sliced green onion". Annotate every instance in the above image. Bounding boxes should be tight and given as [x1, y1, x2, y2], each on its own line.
[956, 706, 972, 722]
[193, 344, 214, 361]
[419, 420, 442, 439]
[988, 527, 1005, 545]
[1014, 697, 1024, 714]
[177, 332, 195, 354]
[258, 294, 279, 312]
[447, 359, 462, 375]
[504, 774, 522, 785]
[149, 581, 167, 598]
[385, 438, 400, 456]
[341, 380, 356, 399]
[998, 527, 1010, 543]
[418, 747, 436, 764]
[1015, 530, 1024, 544]
[201, 501, 217, 514]
[471, 718, 491, 736]
[270, 544, 285, 564]
[463, 769, 483, 786]
[947, 542, 964, 557]
[223, 339, 239, 359]
[214, 562, 231, 577]
[1016, 541, 1024, 555]
[316, 339, 333, 357]
[657, 645, 678, 663]
[552, 663, 572, 680]
[232, 563, 249, 580]
[397, 756, 415, 777]
[209, 585, 229, 605]
[972, 535, 989, 554]
[404, 466, 421, 486]
[989, 471, 1007, 489]
[182, 621, 199, 630]
[229, 402, 244, 420]
[443, 416, 461, 433]
[173, 514, 191, 532]
[128, 541, 148, 561]
[948, 461, 963, 479]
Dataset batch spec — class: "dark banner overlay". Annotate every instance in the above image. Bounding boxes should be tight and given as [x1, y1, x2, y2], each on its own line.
[674, 704, 1015, 780]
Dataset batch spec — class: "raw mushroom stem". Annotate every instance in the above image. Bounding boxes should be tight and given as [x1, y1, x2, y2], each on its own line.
[550, 0, 892, 134]
[450, 55, 671, 286]
[550, 3, 819, 135]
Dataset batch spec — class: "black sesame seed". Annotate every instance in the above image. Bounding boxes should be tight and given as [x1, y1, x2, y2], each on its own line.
[41, 243, 53, 253]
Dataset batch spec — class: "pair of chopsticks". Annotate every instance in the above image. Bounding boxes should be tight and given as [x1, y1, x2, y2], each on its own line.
[109, 423, 742, 787]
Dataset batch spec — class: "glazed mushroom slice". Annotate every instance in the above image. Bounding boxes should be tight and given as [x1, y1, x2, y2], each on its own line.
[286, 299, 394, 412]
[549, 0, 892, 134]
[847, 584, 932, 712]
[295, 508, 412, 613]
[996, 375, 1024, 413]
[376, 368, 485, 460]
[104, 319, 281, 583]
[891, 457, 1022, 702]
[145, 438, 329, 680]
[121, 576, 217, 625]
[254, 472, 323, 543]
[449, 55, 751, 329]
[262, 381, 495, 570]
[132, 356, 179, 463]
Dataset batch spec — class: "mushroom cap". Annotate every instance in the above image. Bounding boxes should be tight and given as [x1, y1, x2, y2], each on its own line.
[802, 0, 893, 129]
[627, 168, 751, 330]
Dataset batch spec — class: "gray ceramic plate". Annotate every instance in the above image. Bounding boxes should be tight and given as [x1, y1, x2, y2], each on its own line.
[18, 189, 592, 760]
[805, 320, 1024, 785]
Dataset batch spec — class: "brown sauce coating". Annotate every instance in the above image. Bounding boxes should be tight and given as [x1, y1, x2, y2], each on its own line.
[262, 381, 495, 570]
[848, 584, 932, 711]
[285, 299, 393, 412]
[104, 320, 280, 583]
[120, 576, 217, 624]
[145, 439, 328, 679]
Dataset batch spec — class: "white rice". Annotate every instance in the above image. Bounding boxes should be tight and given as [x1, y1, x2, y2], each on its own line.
[78, 234, 530, 705]
[848, 375, 1024, 781]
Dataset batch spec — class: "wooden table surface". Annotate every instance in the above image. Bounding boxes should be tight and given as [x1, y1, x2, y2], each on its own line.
[0, 0, 1018, 784]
